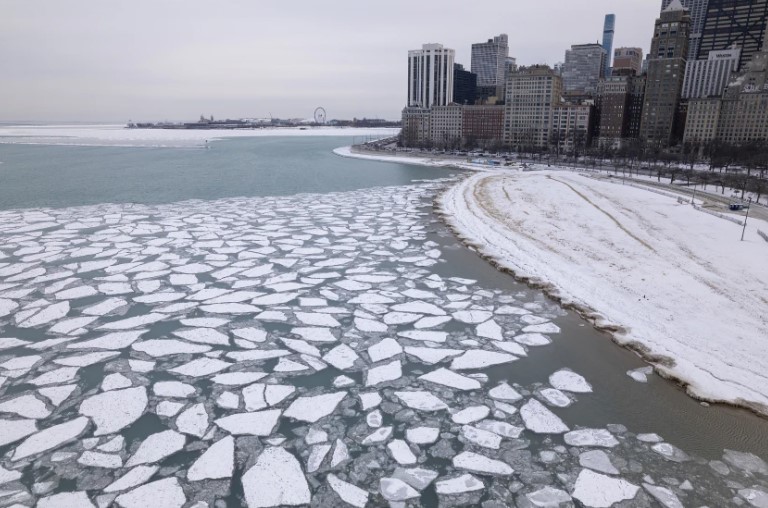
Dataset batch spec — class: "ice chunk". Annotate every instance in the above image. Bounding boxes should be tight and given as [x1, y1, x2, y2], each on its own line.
[450, 350, 517, 370]
[211, 372, 268, 386]
[380, 478, 420, 501]
[414, 316, 451, 329]
[514, 333, 551, 346]
[0, 299, 20, 319]
[355, 317, 388, 332]
[461, 425, 502, 449]
[284, 392, 346, 423]
[572, 469, 639, 508]
[330, 438, 349, 467]
[359, 392, 382, 411]
[295, 312, 341, 327]
[384, 312, 423, 325]
[392, 467, 438, 490]
[580, 450, 619, 475]
[397, 330, 448, 343]
[216, 410, 281, 435]
[176, 403, 208, 437]
[549, 369, 592, 393]
[475, 420, 524, 439]
[323, 344, 360, 370]
[79, 387, 147, 436]
[104, 465, 159, 493]
[539, 388, 572, 408]
[19, 301, 70, 328]
[69, 330, 146, 350]
[435, 474, 484, 495]
[12, 416, 89, 460]
[723, 449, 768, 474]
[452, 406, 490, 424]
[101, 373, 132, 391]
[368, 338, 403, 362]
[292, 327, 337, 343]
[392, 301, 446, 316]
[395, 391, 449, 412]
[406, 426, 440, 445]
[153, 381, 195, 398]
[98, 313, 166, 331]
[173, 328, 230, 346]
[627, 366, 653, 383]
[738, 489, 768, 508]
[125, 430, 186, 466]
[526, 487, 572, 507]
[232, 328, 267, 343]
[0, 395, 51, 419]
[188, 435, 234, 481]
[651, 442, 689, 462]
[327, 474, 369, 508]
[242, 447, 311, 507]
[388, 439, 417, 465]
[226, 349, 291, 362]
[307, 443, 331, 472]
[565, 429, 619, 448]
[114, 477, 186, 508]
[39, 384, 77, 406]
[404, 346, 463, 364]
[523, 322, 561, 334]
[38, 492, 96, 508]
[419, 368, 481, 391]
[452, 310, 492, 324]
[362, 426, 393, 445]
[453, 451, 513, 476]
[170, 358, 232, 377]
[520, 399, 569, 434]
[636, 433, 663, 443]
[366, 360, 402, 386]
[78, 450, 123, 469]
[0, 419, 38, 447]
[489, 382, 522, 402]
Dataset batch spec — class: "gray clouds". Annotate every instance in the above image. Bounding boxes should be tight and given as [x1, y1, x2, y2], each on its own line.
[1, 0, 659, 122]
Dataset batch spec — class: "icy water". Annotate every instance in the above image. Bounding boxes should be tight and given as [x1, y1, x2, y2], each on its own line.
[0, 136, 767, 507]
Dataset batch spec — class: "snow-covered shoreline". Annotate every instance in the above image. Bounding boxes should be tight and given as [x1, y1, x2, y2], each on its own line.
[436, 170, 768, 416]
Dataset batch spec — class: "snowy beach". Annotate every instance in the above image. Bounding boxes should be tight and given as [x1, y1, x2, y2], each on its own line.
[438, 170, 768, 415]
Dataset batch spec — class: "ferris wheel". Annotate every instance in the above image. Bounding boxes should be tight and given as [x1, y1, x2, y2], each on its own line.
[314, 107, 327, 124]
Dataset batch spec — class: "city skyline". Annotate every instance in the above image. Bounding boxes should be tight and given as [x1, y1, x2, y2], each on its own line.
[1, 0, 659, 122]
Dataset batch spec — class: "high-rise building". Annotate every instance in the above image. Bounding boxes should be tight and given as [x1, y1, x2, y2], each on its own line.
[471, 34, 510, 100]
[682, 46, 741, 98]
[640, 0, 691, 146]
[561, 43, 607, 96]
[430, 103, 464, 148]
[463, 105, 505, 148]
[602, 14, 616, 77]
[697, 0, 768, 69]
[661, 0, 710, 60]
[552, 104, 595, 153]
[503, 66, 563, 149]
[612, 48, 644, 76]
[596, 75, 647, 147]
[400, 107, 431, 147]
[453, 64, 477, 105]
[407, 43, 456, 109]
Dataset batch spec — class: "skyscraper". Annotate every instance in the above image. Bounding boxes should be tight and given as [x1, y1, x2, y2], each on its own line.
[471, 34, 510, 100]
[640, 0, 691, 146]
[661, 0, 710, 60]
[697, 0, 768, 69]
[602, 14, 616, 77]
[407, 43, 456, 109]
[681, 46, 741, 98]
[561, 43, 607, 96]
[612, 48, 644, 76]
[453, 64, 477, 105]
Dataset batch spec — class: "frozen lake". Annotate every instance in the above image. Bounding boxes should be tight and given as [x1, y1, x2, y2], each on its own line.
[0, 133, 767, 507]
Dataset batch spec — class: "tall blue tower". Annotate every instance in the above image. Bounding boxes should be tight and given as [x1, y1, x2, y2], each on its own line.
[602, 14, 616, 77]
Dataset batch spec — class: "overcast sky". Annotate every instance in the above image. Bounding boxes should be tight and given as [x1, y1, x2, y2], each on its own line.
[2, 0, 661, 123]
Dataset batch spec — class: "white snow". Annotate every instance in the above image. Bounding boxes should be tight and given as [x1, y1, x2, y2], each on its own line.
[572, 469, 639, 507]
[439, 170, 768, 413]
[242, 447, 311, 508]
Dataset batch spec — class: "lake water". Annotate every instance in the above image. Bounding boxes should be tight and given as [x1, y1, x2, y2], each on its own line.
[0, 133, 766, 507]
